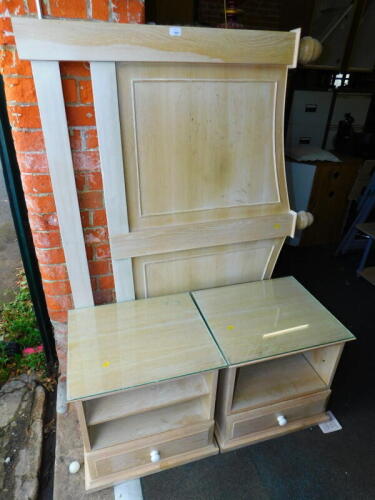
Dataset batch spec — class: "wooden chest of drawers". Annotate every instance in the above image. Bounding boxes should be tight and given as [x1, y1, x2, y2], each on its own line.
[193, 277, 354, 452]
[67, 293, 225, 491]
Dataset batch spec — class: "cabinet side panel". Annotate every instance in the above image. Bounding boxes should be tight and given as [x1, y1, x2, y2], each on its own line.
[76, 401, 91, 452]
[303, 343, 344, 386]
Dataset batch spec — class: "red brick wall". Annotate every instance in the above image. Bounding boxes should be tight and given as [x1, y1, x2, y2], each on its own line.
[0, 0, 144, 375]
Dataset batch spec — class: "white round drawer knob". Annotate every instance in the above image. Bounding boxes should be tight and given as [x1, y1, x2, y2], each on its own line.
[150, 450, 161, 463]
[277, 415, 288, 427]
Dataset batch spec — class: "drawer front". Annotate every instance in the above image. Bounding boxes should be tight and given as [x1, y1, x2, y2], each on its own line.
[232, 391, 329, 440]
[92, 427, 212, 477]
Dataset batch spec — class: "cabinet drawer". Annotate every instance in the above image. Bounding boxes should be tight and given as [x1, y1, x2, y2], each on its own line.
[232, 390, 330, 440]
[90, 425, 213, 477]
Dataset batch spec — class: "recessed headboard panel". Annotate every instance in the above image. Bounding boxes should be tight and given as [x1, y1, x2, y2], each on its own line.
[13, 18, 300, 306]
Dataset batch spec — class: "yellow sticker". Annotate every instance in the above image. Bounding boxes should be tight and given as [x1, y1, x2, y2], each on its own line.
[227, 325, 235, 330]
[274, 223, 281, 229]
[102, 361, 110, 368]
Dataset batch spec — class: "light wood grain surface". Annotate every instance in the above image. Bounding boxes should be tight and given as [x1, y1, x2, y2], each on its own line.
[116, 62, 293, 297]
[303, 344, 343, 387]
[92, 426, 213, 475]
[193, 276, 355, 365]
[133, 240, 283, 298]
[90, 61, 135, 302]
[12, 17, 298, 64]
[67, 293, 225, 401]
[84, 374, 209, 426]
[231, 390, 330, 439]
[128, 78, 279, 216]
[231, 353, 327, 413]
[32, 61, 94, 308]
[118, 63, 291, 232]
[85, 424, 218, 491]
[217, 405, 329, 452]
[111, 213, 296, 260]
[89, 399, 207, 450]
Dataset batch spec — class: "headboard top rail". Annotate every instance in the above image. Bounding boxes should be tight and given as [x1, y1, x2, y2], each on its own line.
[12, 17, 299, 66]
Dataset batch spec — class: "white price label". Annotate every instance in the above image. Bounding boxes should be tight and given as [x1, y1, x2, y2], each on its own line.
[319, 411, 342, 434]
[169, 27, 182, 37]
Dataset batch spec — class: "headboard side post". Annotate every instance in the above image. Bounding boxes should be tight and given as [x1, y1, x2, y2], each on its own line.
[32, 60, 94, 308]
[91, 61, 135, 302]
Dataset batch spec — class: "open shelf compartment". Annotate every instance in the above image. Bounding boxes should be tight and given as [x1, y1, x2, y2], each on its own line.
[84, 373, 210, 426]
[88, 397, 209, 451]
[231, 353, 327, 413]
[230, 344, 343, 415]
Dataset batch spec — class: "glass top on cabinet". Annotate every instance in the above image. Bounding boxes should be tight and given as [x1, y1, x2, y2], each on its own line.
[192, 276, 355, 366]
[67, 293, 226, 401]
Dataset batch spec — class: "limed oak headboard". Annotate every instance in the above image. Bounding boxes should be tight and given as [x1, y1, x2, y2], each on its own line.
[13, 18, 302, 309]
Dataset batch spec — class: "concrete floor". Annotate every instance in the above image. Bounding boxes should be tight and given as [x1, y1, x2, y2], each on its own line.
[140, 245, 375, 500]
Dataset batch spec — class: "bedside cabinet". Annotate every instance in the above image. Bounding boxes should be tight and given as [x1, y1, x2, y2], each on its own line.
[192, 277, 355, 451]
[67, 293, 225, 491]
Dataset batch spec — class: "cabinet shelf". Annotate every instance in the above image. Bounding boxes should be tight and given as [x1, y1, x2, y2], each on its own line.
[85, 374, 209, 426]
[89, 398, 208, 451]
[231, 353, 327, 413]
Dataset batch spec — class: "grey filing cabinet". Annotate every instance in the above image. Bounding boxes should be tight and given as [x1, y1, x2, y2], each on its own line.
[286, 91, 333, 150]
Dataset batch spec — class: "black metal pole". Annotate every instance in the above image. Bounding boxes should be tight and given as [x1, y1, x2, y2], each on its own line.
[0, 75, 57, 370]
